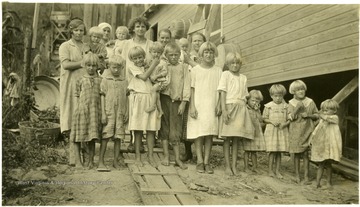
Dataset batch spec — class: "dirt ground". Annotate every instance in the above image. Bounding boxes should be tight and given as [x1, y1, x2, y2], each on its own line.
[4, 141, 359, 206]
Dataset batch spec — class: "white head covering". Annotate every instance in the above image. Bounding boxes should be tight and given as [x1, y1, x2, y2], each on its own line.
[98, 22, 112, 33]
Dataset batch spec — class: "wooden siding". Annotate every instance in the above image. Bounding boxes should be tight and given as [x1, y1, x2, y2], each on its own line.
[146, 4, 197, 33]
[223, 4, 359, 87]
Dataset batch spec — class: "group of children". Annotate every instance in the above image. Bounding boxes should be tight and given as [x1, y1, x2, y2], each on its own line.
[69, 21, 343, 189]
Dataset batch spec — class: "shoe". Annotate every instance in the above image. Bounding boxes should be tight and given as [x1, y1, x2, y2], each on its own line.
[196, 163, 205, 173]
[205, 164, 214, 174]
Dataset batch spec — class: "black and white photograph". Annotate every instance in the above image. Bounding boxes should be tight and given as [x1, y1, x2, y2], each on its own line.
[2, 1, 359, 205]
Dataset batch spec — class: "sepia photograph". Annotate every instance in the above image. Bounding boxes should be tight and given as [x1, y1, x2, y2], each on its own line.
[2, 1, 359, 205]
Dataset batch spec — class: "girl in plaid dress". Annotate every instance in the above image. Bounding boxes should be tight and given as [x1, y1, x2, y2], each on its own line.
[70, 52, 102, 169]
[263, 84, 289, 179]
[243, 90, 266, 173]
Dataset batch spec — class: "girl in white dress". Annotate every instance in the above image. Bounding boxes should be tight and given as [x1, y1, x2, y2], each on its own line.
[218, 52, 254, 176]
[187, 42, 222, 174]
[310, 99, 342, 189]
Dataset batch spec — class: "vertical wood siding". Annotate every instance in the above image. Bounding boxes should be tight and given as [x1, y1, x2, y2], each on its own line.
[223, 4, 359, 87]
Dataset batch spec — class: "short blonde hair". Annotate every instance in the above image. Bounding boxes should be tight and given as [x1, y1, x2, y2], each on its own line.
[289, 80, 307, 94]
[116, 26, 129, 34]
[225, 52, 242, 66]
[164, 42, 181, 55]
[269, 84, 287, 96]
[149, 42, 164, 53]
[248, 90, 263, 101]
[108, 55, 125, 66]
[88, 26, 103, 36]
[82, 52, 99, 67]
[178, 38, 189, 45]
[320, 99, 339, 112]
[198, 41, 218, 57]
[128, 46, 146, 61]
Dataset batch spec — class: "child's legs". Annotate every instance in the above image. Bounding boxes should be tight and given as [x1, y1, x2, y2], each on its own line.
[268, 152, 275, 174]
[113, 139, 121, 162]
[223, 138, 231, 169]
[194, 137, 204, 164]
[159, 94, 170, 163]
[275, 152, 282, 174]
[244, 151, 250, 171]
[203, 136, 213, 165]
[74, 142, 82, 166]
[147, 84, 161, 111]
[134, 130, 143, 161]
[316, 161, 325, 187]
[161, 139, 170, 164]
[294, 153, 301, 180]
[231, 138, 239, 173]
[146, 131, 156, 157]
[303, 150, 310, 181]
[87, 140, 95, 168]
[98, 138, 109, 167]
[251, 152, 258, 170]
[325, 160, 333, 186]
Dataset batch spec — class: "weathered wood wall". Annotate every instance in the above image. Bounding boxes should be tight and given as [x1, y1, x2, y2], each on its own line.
[222, 4, 359, 87]
[146, 4, 197, 36]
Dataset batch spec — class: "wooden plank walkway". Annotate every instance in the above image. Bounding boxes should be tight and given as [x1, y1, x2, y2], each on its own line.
[123, 151, 198, 205]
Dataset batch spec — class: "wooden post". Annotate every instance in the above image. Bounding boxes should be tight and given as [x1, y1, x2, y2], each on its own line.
[31, 3, 40, 49]
[204, 4, 221, 41]
[332, 76, 358, 104]
[23, 27, 32, 92]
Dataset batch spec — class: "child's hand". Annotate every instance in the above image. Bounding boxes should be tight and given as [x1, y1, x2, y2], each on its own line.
[278, 122, 287, 129]
[178, 102, 186, 115]
[151, 58, 160, 67]
[272, 122, 280, 127]
[159, 69, 167, 77]
[301, 112, 308, 118]
[189, 107, 198, 119]
[222, 110, 230, 125]
[101, 114, 107, 125]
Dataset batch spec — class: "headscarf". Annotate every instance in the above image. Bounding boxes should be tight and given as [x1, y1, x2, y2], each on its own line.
[98, 22, 112, 33]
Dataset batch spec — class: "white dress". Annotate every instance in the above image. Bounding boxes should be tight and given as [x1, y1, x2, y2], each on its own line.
[186, 65, 222, 139]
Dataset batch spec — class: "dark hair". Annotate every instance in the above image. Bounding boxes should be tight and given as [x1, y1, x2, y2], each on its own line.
[67, 17, 86, 37]
[128, 16, 150, 35]
[158, 28, 172, 38]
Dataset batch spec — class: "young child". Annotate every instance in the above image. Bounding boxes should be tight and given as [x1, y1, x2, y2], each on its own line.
[310, 99, 342, 189]
[146, 41, 170, 115]
[263, 84, 289, 178]
[158, 43, 190, 170]
[83, 26, 107, 74]
[288, 80, 318, 184]
[97, 55, 128, 171]
[127, 46, 161, 167]
[70, 52, 102, 169]
[218, 52, 254, 176]
[187, 42, 222, 174]
[177, 38, 189, 63]
[158, 29, 172, 47]
[113, 26, 129, 56]
[243, 90, 266, 173]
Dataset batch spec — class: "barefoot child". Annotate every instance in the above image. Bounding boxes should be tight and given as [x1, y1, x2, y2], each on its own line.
[263, 84, 289, 178]
[218, 52, 254, 176]
[146, 41, 170, 115]
[113, 26, 129, 56]
[187, 41, 222, 174]
[127, 46, 161, 167]
[288, 80, 318, 184]
[310, 99, 342, 188]
[243, 90, 266, 173]
[97, 55, 128, 171]
[70, 52, 102, 169]
[158, 43, 190, 170]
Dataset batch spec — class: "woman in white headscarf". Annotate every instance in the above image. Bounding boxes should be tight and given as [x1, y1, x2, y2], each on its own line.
[98, 22, 114, 57]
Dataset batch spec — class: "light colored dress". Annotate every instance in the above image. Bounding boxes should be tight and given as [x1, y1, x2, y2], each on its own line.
[310, 114, 342, 162]
[186, 65, 222, 139]
[243, 107, 266, 151]
[100, 75, 128, 139]
[288, 97, 318, 153]
[263, 101, 289, 152]
[59, 39, 86, 132]
[217, 71, 254, 139]
[127, 65, 161, 131]
[70, 75, 102, 142]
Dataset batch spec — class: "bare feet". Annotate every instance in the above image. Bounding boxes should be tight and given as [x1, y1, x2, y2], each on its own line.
[232, 166, 239, 176]
[134, 159, 144, 167]
[302, 178, 312, 185]
[113, 161, 120, 169]
[145, 105, 156, 113]
[158, 110, 164, 118]
[275, 172, 283, 179]
[295, 176, 301, 184]
[148, 155, 158, 168]
[74, 162, 84, 170]
[175, 159, 188, 170]
[161, 158, 170, 166]
[88, 162, 95, 170]
[244, 168, 252, 174]
[225, 167, 233, 176]
[269, 171, 276, 178]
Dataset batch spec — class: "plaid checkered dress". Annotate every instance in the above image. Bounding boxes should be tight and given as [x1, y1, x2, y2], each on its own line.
[70, 75, 102, 142]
